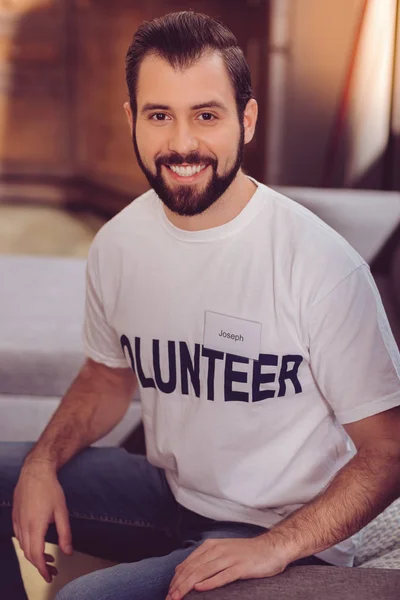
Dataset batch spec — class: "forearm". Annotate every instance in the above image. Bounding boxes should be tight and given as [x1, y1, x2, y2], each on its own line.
[265, 442, 400, 562]
[24, 360, 136, 472]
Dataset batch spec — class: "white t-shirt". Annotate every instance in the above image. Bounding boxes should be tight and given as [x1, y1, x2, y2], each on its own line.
[83, 179, 400, 567]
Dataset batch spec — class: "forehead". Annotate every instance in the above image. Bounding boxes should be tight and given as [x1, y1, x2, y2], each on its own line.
[136, 52, 236, 110]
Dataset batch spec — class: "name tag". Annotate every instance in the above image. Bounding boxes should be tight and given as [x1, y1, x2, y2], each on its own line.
[203, 311, 262, 360]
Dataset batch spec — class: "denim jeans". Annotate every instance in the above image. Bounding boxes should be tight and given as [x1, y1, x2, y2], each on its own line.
[0, 442, 326, 600]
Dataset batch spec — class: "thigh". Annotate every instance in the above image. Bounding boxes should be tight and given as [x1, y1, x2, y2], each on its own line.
[178, 504, 267, 546]
[184, 515, 328, 568]
[57, 445, 178, 535]
[179, 507, 328, 566]
[0, 442, 180, 561]
[54, 544, 198, 600]
[200, 523, 328, 566]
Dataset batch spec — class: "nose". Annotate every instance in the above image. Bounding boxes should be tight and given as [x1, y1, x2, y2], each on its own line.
[167, 121, 199, 156]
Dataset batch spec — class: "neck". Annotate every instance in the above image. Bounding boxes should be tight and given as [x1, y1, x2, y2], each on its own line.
[162, 170, 257, 232]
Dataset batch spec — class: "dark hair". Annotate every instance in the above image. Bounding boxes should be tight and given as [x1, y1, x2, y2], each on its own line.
[125, 11, 253, 119]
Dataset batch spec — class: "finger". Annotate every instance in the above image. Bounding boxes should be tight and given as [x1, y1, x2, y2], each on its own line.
[44, 553, 55, 563]
[55, 507, 73, 555]
[176, 538, 217, 571]
[47, 564, 58, 578]
[170, 552, 218, 591]
[12, 513, 23, 551]
[15, 527, 22, 547]
[12, 515, 19, 540]
[195, 566, 241, 592]
[29, 523, 51, 583]
[169, 557, 231, 600]
[170, 541, 219, 589]
[13, 521, 22, 547]
[12, 506, 22, 542]
[21, 529, 31, 562]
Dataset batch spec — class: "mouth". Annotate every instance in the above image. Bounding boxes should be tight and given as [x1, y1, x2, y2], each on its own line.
[163, 163, 210, 183]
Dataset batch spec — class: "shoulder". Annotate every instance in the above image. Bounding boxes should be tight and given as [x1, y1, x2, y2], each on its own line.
[254, 182, 367, 303]
[88, 188, 159, 264]
[86, 188, 158, 282]
[94, 188, 157, 246]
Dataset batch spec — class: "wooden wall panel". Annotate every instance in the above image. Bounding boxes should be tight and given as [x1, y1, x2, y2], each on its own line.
[0, 0, 71, 176]
[0, 0, 269, 209]
[73, 1, 149, 196]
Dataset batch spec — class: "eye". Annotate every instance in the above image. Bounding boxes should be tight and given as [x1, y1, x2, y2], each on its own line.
[198, 113, 216, 121]
[150, 113, 170, 121]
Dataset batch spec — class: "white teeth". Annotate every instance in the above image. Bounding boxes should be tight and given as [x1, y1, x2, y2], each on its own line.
[169, 164, 206, 177]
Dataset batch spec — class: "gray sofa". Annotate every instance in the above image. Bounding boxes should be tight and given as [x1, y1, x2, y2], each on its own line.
[186, 565, 400, 599]
[1, 187, 400, 598]
[0, 255, 142, 446]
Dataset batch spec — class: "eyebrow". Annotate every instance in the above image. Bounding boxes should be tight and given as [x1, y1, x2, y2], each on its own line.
[140, 101, 228, 114]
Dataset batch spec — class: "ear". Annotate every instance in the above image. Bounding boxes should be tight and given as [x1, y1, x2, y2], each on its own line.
[123, 101, 134, 135]
[243, 99, 258, 145]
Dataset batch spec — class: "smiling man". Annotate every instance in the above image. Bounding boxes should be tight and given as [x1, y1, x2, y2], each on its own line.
[1, 10, 400, 600]
[129, 46, 255, 223]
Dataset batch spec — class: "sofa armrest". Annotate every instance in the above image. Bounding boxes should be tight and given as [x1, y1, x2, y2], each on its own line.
[186, 565, 400, 599]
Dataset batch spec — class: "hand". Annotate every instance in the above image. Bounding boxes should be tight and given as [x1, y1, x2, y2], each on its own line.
[12, 458, 73, 583]
[166, 535, 289, 600]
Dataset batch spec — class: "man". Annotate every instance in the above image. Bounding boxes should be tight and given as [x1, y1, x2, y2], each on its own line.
[1, 10, 400, 600]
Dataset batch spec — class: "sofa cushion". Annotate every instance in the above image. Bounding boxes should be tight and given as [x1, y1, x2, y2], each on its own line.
[0, 394, 142, 446]
[359, 548, 400, 570]
[186, 565, 400, 600]
[276, 187, 400, 264]
[354, 498, 400, 567]
[0, 256, 86, 396]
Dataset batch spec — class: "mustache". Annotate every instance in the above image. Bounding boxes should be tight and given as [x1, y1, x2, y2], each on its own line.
[155, 153, 217, 168]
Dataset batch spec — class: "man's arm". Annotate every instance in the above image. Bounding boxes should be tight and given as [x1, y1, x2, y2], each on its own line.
[24, 357, 138, 472]
[166, 406, 400, 600]
[13, 358, 137, 583]
[264, 405, 400, 562]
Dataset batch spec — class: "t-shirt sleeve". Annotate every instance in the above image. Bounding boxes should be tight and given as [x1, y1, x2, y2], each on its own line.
[309, 264, 400, 424]
[82, 241, 128, 368]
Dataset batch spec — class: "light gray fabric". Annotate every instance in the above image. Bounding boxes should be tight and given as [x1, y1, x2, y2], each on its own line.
[186, 565, 400, 599]
[360, 548, 400, 570]
[275, 187, 400, 264]
[354, 498, 400, 567]
[0, 393, 142, 446]
[0, 255, 86, 396]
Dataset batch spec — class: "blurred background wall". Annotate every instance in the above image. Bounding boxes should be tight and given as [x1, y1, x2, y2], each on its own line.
[267, 0, 399, 189]
[0, 0, 399, 217]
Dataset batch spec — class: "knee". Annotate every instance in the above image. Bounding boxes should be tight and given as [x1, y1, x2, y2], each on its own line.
[54, 575, 92, 600]
[54, 569, 115, 600]
[54, 561, 169, 600]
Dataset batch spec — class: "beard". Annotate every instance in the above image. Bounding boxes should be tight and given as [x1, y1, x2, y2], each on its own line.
[132, 125, 245, 217]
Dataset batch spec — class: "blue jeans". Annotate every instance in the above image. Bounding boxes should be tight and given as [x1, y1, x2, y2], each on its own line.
[0, 442, 325, 600]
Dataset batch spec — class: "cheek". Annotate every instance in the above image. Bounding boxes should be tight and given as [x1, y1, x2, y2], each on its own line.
[216, 146, 238, 172]
[135, 124, 160, 161]
[212, 126, 240, 166]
